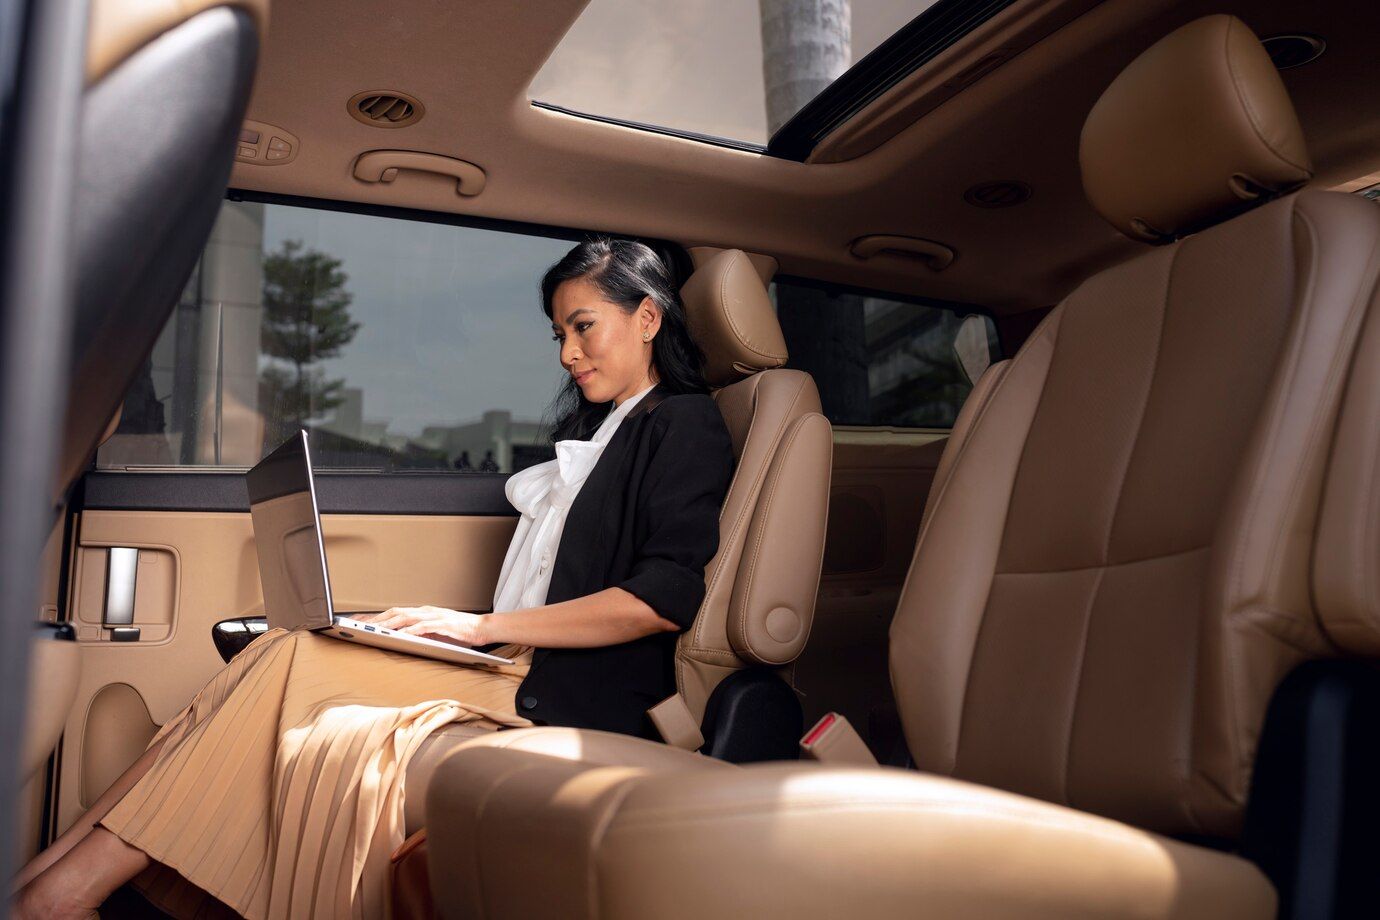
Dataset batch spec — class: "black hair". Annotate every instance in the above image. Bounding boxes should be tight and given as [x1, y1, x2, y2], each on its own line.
[539, 236, 708, 443]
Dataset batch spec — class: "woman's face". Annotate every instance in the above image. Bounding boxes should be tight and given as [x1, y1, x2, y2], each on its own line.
[551, 277, 660, 406]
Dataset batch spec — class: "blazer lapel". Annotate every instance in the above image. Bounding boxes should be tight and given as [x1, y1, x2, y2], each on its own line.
[529, 385, 669, 673]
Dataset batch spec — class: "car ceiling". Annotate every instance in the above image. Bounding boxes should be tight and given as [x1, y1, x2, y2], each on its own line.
[230, 0, 1380, 315]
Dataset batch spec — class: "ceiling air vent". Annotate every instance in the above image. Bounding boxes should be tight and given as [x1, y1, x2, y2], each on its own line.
[348, 90, 425, 128]
[1261, 34, 1325, 70]
[963, 180, 1031, 209]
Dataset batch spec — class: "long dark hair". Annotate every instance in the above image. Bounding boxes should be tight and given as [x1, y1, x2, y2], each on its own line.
[540, 237, 708, 443]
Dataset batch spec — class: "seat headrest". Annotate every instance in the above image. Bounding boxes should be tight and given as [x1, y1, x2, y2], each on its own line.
[680, 249, 787, 387]
[1080, 14, 1312, 242]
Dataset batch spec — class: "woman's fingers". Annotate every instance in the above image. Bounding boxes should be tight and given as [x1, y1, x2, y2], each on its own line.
[400, 619, 474, 647]
[373, 607, 424, 630]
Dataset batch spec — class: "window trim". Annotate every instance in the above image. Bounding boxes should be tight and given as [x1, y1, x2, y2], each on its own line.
[529, 101, 769, 155]
[766, 0, 1021, 161]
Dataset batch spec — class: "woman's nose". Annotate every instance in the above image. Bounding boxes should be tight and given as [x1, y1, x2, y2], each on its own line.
[561, 338, 582, 366]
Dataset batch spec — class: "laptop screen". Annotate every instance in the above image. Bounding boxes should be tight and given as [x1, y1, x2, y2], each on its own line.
[246, 430, 334, 630]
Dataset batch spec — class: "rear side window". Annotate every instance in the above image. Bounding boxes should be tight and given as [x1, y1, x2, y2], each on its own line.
[98, 199, 578, 473]
[772, 278, 998, 430]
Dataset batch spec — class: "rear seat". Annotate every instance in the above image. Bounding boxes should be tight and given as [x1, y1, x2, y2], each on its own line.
[404, 248, 832, 833]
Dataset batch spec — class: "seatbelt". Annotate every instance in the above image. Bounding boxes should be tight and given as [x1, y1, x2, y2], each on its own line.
[648, 693, 705, 751]
[799, 712, 878, 766]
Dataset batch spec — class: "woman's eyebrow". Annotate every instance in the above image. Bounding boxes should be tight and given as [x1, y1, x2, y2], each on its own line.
[554, 307, 596, 328]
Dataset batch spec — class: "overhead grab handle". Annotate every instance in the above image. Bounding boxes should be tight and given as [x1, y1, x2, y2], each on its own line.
[352, 150, 487, 197]
[850, 234, 955, 271]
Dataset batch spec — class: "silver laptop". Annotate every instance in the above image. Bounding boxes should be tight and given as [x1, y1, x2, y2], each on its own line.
[246, 430, 513, 667]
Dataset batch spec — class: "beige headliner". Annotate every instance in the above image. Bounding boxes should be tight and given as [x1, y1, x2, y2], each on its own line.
[231, 0, 1380, 314]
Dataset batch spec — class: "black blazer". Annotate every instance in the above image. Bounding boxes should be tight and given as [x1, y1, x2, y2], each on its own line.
[511, 383, 735, 738]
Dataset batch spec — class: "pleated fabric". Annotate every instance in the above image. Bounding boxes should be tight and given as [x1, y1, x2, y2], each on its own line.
[99, 628, 532, 919]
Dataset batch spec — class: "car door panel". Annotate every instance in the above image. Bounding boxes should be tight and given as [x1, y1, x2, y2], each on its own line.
[54, 476, 518, 835]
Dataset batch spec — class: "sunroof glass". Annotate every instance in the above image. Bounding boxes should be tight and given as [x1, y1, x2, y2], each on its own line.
[529, 0, 941, 148]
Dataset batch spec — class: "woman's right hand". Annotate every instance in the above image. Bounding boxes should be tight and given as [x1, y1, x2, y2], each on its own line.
[364, 605, 489, 647]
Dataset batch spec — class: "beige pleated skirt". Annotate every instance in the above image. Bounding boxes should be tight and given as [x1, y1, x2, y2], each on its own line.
[99, 627, 533, 920]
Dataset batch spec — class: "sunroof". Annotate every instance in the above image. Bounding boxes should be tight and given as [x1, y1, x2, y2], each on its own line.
[529, 0, 940, 150]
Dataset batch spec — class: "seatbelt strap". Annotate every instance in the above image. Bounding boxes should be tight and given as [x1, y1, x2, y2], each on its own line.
[799, 712, 878, 766]
[648, 693, 705, 751]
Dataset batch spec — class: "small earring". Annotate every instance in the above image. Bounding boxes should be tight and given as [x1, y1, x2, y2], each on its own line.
[643, 332, 651, 341]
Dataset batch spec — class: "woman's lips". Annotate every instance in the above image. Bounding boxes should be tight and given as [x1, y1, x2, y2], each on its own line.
[573, 370, 594, 385]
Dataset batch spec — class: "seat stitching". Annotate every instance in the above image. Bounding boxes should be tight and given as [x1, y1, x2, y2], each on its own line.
[733, 414, 813, 664]
[1062, 241, 1175, 809]
[997, 543, 1210, 577]
[690, 376, 805, 658]
[715, 258, 781, 363]
[928, 309, 1061, 774]
[1218, 198, 1379, 806]
[1223, 17, 1310, 175]
[584, 776, 642, 918]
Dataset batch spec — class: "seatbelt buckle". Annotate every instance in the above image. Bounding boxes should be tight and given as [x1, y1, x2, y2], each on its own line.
[799, 712, 878, 766]
[648, 693, 705, 752]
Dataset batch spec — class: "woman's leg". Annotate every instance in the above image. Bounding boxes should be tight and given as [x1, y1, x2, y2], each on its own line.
[11, 736, 166, 892]
[15, 827, 151, 920]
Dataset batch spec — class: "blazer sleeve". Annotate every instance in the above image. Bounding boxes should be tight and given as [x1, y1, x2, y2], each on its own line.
[616, 394, 735, 631]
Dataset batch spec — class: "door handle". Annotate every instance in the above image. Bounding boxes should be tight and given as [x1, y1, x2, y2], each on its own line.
[104, 547, 140, 640]
[352, 150, 487, 197]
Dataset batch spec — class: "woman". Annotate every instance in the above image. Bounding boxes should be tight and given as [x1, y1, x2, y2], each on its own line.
[14, 237, 735, 919]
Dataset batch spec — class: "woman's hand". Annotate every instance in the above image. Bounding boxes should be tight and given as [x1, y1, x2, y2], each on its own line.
[365, 605, 488, 647]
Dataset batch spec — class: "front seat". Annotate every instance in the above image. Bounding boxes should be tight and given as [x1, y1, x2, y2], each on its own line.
[19, 0, 266, 815]
[418, 15, 1380, 919]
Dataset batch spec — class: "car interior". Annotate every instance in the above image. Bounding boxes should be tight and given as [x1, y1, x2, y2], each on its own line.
[4, 0, 1380, 917]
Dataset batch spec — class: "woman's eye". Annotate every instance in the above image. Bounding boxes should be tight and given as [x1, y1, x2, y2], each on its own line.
[576, 321, 592, 333]
[551, 334, 563, 343]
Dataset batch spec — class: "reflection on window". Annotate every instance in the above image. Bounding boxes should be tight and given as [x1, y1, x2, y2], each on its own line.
[97, 200, 574, 473]
[772, 279, 998, 429]
[530, 0, 932, 146]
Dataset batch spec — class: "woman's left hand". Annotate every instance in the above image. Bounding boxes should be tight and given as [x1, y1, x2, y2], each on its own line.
[369, 605, 489, 647]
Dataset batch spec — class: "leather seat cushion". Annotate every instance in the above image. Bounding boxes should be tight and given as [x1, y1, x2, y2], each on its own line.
[423, 743, 1276, 920]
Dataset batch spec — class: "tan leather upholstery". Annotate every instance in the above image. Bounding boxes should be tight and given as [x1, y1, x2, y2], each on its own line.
[666, 250, 829, 719]
[87, 0, 269, 83]
[408, 726, 730, 834]
[681, 249, 789, 388]
[1314, 288, 1380, 655]
[1080, 15, 1312, 242]
[419, 18, 1380, 916]
[894, 187, 1380, 839]
[427, 748, 1274, 920]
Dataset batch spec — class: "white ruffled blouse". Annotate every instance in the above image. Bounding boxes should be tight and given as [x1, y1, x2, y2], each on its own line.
[490, 382, 658, 614]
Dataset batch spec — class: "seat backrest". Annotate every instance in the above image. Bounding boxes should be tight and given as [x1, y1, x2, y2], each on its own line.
[59, 0, 265, 494]
[673, 250, 833, 725]
[891, 13, 1380, 841]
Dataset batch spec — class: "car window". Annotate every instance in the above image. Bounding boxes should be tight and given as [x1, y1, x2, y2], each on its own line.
[772, 278, 999, 429]
[97, 198, 577, 473]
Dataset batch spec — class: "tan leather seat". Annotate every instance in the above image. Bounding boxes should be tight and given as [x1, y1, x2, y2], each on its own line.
[403, 249, 832, 833]
[415, 14, 1380, 918]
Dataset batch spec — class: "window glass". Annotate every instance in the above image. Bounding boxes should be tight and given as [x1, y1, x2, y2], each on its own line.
[530, 0, 935, 146]
[97, 200, 575, 473]
[772, 279, 998, 429]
